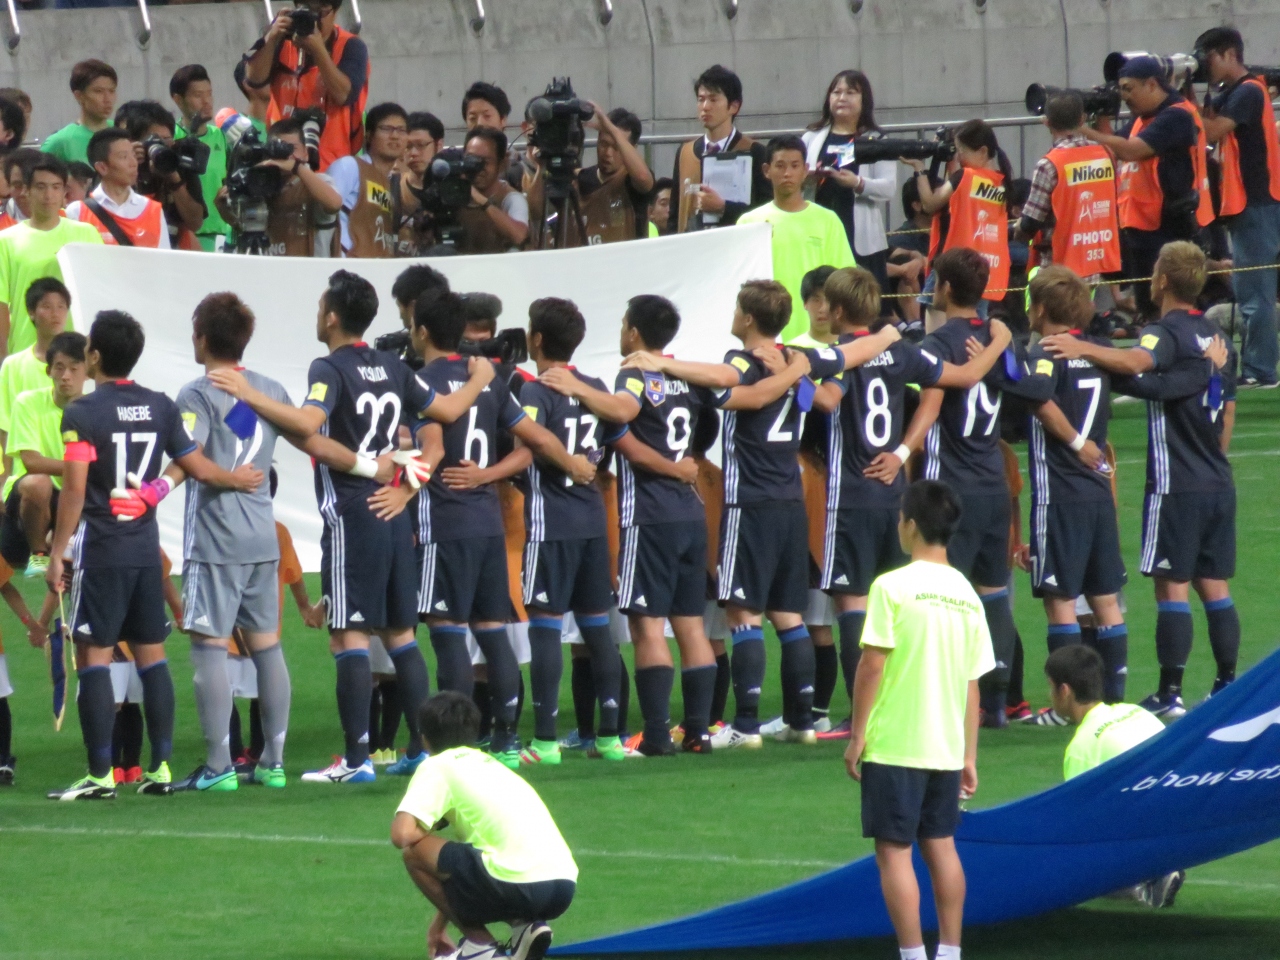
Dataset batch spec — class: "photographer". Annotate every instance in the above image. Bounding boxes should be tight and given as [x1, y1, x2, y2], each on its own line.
[1198, 26, 1280, 386]
[66, 129, 170, 248]
[578, 106, 653, 242]
[326, 102, 407, 258]
[459, 127, 529, 253]
[171, 65, 232, 252]
[391, 111, 445, 257]
[1082, 56, 1213, 320]
[668, 65, 771, 233]
[1016, 92, 1122, 282]
[216, 116, 342, 257]
[242, 0, 370, 170]
[115, 99, 207, 250]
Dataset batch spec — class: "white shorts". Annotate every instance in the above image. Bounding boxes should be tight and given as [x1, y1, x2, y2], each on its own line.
[1075, 590, 1128, 617]
[109, 661, 143, 704]
[227, 654, 258, 699]
[466, 622, 532, 666]
[703, 600, 728, 642]
[0, 654, 12, 698]
[562, 608, 631, 646]
[369, 636, 395, 675]
[804, 589, 835, 627]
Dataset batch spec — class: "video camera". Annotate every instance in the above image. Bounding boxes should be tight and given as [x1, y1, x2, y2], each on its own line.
[528, 77, 594, 191]
[219, 109, 323, 254]
[373, 329, 422, 371]
[459, 328, 528, 367]
[141, 135, 210, 179]
[1025, 83, 1122, 119]
[406, 147, 488, 254]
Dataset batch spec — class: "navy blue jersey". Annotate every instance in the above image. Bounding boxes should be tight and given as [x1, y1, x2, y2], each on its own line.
[521, 371, 627, 542]
[827, 336, 943, 510]
[920, 317, 1008, 497]
[613, 369, 707, 528]
[61, 381, 196, 568]
[1136, 310, 1235, 495]
[416, 355, 525, 543]
[1011, 337, 1113, 504]
[303, 343, 435, 516]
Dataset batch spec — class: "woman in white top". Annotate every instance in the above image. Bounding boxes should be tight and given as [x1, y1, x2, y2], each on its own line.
[801, 70, 898, 292]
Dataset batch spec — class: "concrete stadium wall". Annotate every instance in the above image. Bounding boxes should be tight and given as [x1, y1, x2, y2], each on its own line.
[2, 0, 1278, 177]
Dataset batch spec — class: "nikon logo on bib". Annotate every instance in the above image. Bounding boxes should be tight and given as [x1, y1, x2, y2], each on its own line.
[365, 181, 392, 211]
[1066, 158, 1115, 185]
[968, 176, 1005, 204]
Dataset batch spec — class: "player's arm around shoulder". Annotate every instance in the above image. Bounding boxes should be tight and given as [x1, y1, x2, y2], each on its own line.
[718, 350, 808, 411]
[624, 350, 742, 390]
[423, 357, 495, 424]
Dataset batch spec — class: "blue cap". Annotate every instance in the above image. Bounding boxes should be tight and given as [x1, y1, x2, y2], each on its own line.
[1118, 55, 1166, 82]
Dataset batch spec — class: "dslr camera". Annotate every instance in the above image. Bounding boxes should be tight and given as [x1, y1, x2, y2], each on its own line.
[528, 77, 595, 192]
[459, 328, 528, 367]
[288, 7, 319, 38]
[141, 136, 210, 179]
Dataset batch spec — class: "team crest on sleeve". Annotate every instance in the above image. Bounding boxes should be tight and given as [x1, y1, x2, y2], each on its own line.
[61, 430, 78, 443]
[730, 356, 751, 374]
[1035, 359, 1054, 376]
[1139, 334, 1159, 350]
[307, 382, 328, 402]
[182, 412, 197, 434]
[523, 405, 539, 422]
[644, 373, 666, 405]
[625, 377, 644, 398]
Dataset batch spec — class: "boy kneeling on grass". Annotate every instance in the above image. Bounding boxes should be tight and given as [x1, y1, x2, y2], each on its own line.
[392, 692, 577, 960]
[845, 480, 995, 960]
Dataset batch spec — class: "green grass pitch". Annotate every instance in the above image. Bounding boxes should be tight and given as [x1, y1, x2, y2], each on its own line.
[1, 391, 1278, 959]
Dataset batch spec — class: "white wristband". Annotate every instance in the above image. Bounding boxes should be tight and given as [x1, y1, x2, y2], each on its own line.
[893, 444, 911, 463]
[1068, 433, 1087, 453]
[347, 455, 378, 478]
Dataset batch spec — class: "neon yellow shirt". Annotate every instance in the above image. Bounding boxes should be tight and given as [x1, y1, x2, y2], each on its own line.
[4, 386, 66, 499]
[785, 331, 836, 349]
[648, 221, 659, 238]
[861, 560, 996, 770]
[0, 345, 50, 433]
[396, 746, 578, 884]
[41, 123, 95, 165]
[0, 220, 102, 354]
[737, 201, 855, 344]
[1064, 701, 1165, 780]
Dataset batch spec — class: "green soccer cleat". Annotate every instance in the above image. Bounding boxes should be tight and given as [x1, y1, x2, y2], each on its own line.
[137, 761, 174, 795]
[174, 764, 239, 792]
[252, 763, 287, 788]
[24, 554, 49, 579]
[47, 771, 116, 801]
[519, 739, 562, 766]
[493, 749, 522, 770]
[590, 735, 627, 761]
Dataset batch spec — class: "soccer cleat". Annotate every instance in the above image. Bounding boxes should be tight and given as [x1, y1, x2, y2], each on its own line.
[112, 766, 124, 785]
[669, 723, 686, 746]
[1209, 676, 1234, 697]
[557, 730, 591, 752]
[371, 748, 397, 766]
[48, 772, 116, 801]
[1024, 708, 1069, 727]
[1149, 870, 1186, 909]
[979, 707, 1008, 729]
[709, 725, 763, 750]
[816, 718, 852, 741]
[635, 734, 677, 757]
[120, 765, 144, 785]
[137, 762, 174, 795]
[507, 921, 553, 960]
[300, 757, 377, 784]
[252, 763, 287, 788]
[588, 735, 628, 761]
[708, 721, 726, 736]
[493, 749, 522, 771]
[1139, 692, 1187, 720]
[233, 754, 258, 780]
[520, 740, 562, 766]
[386, 752, 427, 776]
[1005, 700, 1033, 722]
[813, 716, 832, 734]
[455, 937, 504, 960]
[175, 764, 239, 792]
[24, 554, 49, 578]
[0, 756, 14, 786]
[758, 716, 787, 736]
[774, 726, 817, 745]
[682, 731, 713, 754]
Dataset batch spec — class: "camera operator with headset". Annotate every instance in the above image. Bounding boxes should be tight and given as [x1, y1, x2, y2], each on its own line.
[326, 102, 407, 258]
[390, 111, 445, 257]
[1016, 91, 1122, 282]
[115, 99, 207, 251]
[459, 126, 529, 253]
[1197, 26, 1280, 387]
[216, 115, 342, 257]
[242, 0, 370, 171]
[1081, 56, 1213, 321]
[66, 129, 170, 248]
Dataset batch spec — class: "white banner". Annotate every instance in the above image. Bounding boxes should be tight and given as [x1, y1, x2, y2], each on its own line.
[57, 225, 773, 571]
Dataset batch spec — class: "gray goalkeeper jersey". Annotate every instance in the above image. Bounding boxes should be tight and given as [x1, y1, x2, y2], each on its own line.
[176, 369, 291, 564]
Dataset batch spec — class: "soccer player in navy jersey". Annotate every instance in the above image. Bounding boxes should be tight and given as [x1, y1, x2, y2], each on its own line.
[409, 288, 593, 768]
[1042, 241, 1238, 718]
[209, 270, 495, 784]
[625, 279, 900, 748]
[515, 299, 633, 766]
[539, 294, 720, 755]
[810, 266, 1012, 737]
[45, 310, 263, 800]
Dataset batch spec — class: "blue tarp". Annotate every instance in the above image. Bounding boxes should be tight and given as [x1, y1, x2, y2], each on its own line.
[555, 647, 1280, 954]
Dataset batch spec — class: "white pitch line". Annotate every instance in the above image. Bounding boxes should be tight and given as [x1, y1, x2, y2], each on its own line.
[0, 824, 843, 869]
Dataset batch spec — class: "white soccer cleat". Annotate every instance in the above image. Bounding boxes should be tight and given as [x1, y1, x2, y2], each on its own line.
[709, 725, 763, 750]
[300, 757, 376, 784]
[774, 726, 817, 745]
[758, 716, 786, 736]
[507, 921, 553, 960]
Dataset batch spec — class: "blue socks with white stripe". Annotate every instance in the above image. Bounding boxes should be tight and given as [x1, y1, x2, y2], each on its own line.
[1156, 600, 1193, 698]
[429, 625, 473, 697]
[528, 616, 564, 742]
[389, 642, 431, 759]
[77, 666, 115, 779]
[334, 649, 372, 768]
[138, 659, 175, 772]
[778, 625, 815, 731]
[1090, 624, 1129, 703]
[730, 625, 765, 733]
[578, 614, 622, 738]
[1204, 597, 1239, 686]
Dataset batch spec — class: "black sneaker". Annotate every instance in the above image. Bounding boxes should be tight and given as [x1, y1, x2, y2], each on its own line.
[636, 735, 677, 757]
[0, 756, 14, 786]
[681, 731, 713, 754]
